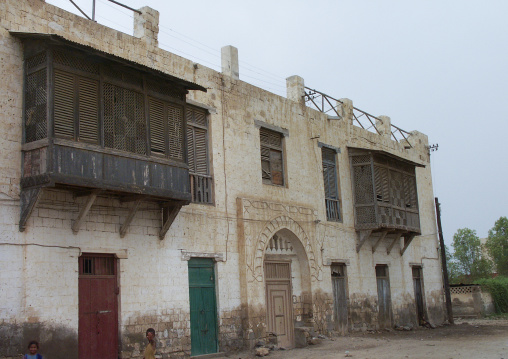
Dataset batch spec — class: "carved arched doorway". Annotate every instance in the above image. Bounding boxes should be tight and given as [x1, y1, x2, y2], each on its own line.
[264, 229, 312, 348]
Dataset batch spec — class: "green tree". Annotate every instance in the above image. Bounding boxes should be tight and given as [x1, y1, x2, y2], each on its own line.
[485, 216, 508, 276]
[452, 228, 492, 282]
[445, 244, 461, 284]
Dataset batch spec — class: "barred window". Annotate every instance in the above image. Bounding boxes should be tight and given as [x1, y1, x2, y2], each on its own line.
[260, 128, 284, 186]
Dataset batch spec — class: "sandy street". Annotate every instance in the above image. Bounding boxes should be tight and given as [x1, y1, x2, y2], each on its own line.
[219, 319, 508, 359]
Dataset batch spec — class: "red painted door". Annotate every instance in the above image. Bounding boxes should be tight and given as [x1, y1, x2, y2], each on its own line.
[79, 254, 118, 359]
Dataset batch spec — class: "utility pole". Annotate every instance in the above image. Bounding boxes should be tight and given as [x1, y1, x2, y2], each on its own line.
[435, 197, 454, 324]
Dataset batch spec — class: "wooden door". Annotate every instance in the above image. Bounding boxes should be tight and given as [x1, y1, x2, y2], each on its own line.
[412, 267, 425, 325]
[189, 258, 218, 356]
[78, 254, 118, 359]
[331, 264, 348, 334]
[375, 265, 392, 329]
[265, 261, 294, 348]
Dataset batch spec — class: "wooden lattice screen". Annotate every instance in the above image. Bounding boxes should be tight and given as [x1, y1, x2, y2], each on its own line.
[350, 150, 420, 233]
[25, 52, 48, 143]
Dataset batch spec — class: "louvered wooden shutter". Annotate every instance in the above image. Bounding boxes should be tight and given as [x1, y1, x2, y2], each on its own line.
[149, 98, 165, 155]
[78, 77, 99, 143]
[322, 148, 337, 200]
[194, 127, 208, 175]
[193, 109, 206, 126]
[54, 70, 75, 139]
[186, 107, 209, 175]
[168, 104, 183, 160]
[260, 128, 282, 148]
[187, 127, 196, 173]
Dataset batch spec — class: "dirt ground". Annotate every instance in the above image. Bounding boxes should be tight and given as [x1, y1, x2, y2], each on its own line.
[219, 318, 508, 359]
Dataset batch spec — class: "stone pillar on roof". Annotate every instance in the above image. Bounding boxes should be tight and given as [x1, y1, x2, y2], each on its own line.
[221, 45, 239, 80]
[377, 115, 392, 139]
[134, 6, 159, 47]
[286, 75, 305, 106]
[339, 98, 353, 125]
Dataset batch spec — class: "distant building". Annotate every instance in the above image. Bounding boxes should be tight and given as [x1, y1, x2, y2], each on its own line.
[0, 1, 445, 358]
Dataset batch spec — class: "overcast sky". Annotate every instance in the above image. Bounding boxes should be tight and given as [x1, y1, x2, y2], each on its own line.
[46, 0, 508, 247]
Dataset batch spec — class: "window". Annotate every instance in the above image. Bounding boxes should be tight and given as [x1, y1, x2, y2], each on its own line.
[24, 52, 48, 143]
[79, 254, 116, 276]
[322, 147, 341, 221]
[147, 98, 184, 159]
[26, 47, 187, 162]
[350, 150, 420, 233]
[186, 106, 212, 203]
[260, 127, 284, 186]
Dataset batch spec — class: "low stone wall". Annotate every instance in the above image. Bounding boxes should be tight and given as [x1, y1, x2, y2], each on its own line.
[450, 285, 495, 318]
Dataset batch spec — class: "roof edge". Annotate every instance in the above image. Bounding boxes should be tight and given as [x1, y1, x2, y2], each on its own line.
[10, 31, 207, 93]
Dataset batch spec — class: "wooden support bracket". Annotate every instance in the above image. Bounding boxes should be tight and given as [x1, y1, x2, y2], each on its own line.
[356, 230, 372, 253]
[400, 233, 417, 256]
[119, 198, 143, 238]
[72, 190, 100, 234]
[372, 230, 389, 253]
[19, 187, 44, 232]
[386, 233, 402, 255]
[159, 203, 183, 240]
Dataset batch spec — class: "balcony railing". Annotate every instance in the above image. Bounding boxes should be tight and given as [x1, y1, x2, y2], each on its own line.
[190, 173, 213, 204]
[326, 198, 341, 222]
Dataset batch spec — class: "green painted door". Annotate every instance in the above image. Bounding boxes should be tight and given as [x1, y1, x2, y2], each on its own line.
[189, 258, 218, 356]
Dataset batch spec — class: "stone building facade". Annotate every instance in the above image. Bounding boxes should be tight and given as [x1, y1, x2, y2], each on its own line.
[0, 1, 445, 358]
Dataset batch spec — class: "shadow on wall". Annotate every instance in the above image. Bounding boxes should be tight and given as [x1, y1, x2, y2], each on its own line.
[0, 322, 77, 359]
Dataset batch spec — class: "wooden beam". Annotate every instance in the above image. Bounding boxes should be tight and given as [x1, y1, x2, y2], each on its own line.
[159, 204, 183, 240]
[356, 230, 372, 253]
[386, 233, 402, 255]
[119, 194, 146, 203]
[372, 230, 389, 253]
[72, 190, 97, 199]
[19, 187, 44, 232]
[400, 233, 417, 256]
[72, 190, 100, 234]
[119, 198, 143, 238]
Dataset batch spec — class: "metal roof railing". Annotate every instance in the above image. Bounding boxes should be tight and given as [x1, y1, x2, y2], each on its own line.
[304, 86, 413, 147]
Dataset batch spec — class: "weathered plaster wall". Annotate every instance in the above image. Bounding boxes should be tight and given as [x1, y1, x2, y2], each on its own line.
[451, 285, 495, 318]
[0, 0, 444, 358]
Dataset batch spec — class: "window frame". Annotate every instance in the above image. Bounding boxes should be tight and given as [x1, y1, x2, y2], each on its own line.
[24, 45, 189, 163]
[259, 126, 286, 187]
[319, 143, 342, 222]
[186, 105, 213, 204]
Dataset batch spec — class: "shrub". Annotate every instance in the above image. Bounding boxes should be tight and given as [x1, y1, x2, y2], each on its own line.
[476, 276, 508, 313]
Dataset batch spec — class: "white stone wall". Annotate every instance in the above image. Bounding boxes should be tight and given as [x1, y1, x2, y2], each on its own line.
[0, 0, 444, 358]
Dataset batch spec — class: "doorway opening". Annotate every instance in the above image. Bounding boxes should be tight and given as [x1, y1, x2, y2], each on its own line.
[331, 264, 348, 334]
[412, 266, 426, 325]
[375, 265, 392, 329]
[265, 261, 294, 348]
[188, 258, 218, 356]
[78, 254, 118, 359]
